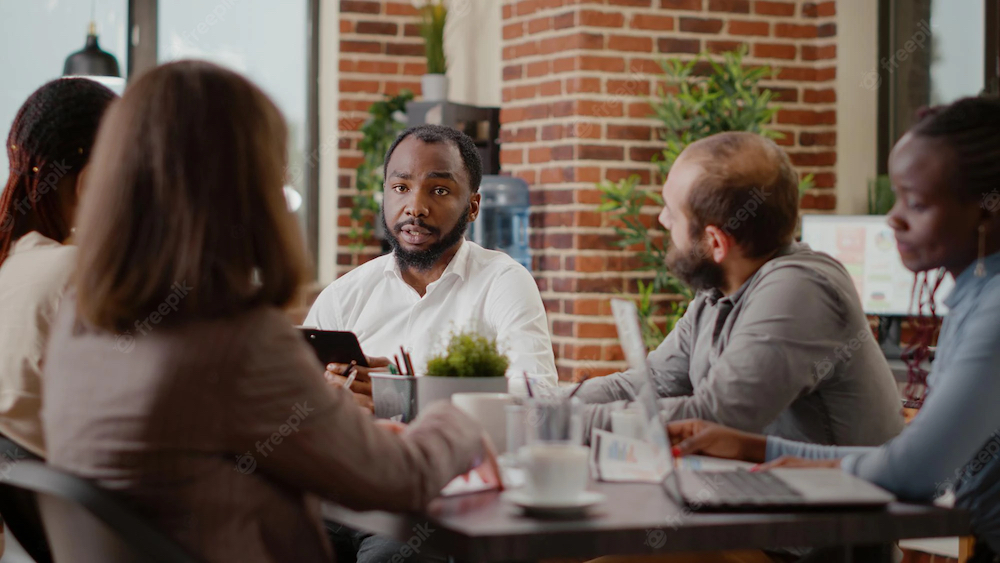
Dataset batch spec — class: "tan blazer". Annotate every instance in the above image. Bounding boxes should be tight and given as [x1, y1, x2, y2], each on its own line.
[0, 232, 76, 458]
[41, 298, 484, 563]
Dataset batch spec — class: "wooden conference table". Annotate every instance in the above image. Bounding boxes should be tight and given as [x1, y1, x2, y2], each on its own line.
[323, 480, 970, 563]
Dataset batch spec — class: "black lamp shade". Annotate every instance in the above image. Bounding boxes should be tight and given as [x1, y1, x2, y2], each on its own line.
[63, 32, 121, 78]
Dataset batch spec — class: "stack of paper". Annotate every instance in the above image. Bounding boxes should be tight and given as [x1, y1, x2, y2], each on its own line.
[590, 429, 754, 483]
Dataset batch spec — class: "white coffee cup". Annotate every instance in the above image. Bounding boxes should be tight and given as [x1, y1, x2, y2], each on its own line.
[451, 393, 515, 453]
[520, 443, 589, 504]
[611, 408, 648, 441]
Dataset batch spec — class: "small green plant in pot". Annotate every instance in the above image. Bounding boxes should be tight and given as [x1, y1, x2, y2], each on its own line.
[417, 330, 509, 412]
[418, 0, 448, 101]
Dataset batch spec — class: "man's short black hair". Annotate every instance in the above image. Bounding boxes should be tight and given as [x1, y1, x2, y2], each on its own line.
[382, 124, 483, 193]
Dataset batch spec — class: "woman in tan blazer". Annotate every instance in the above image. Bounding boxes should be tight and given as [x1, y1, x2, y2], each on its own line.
[0, 78, 117, 460]
[41, 60, 496, 563]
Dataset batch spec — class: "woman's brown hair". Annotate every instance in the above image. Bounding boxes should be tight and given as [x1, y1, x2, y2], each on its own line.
[75, 60, 309, 332]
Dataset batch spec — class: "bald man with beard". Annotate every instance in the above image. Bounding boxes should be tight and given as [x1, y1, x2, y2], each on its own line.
[574, 132, 904, 449]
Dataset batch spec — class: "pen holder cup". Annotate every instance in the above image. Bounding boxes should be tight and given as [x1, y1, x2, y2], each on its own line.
[522, 397, 583, 445]
[370, 373, 417, 423]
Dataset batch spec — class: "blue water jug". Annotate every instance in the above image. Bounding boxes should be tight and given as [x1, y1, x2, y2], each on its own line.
[467, 175, 531, 271]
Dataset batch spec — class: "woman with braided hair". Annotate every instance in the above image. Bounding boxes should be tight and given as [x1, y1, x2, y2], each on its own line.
[0, 78, 116, 458]
[666, 96, 1000, 561]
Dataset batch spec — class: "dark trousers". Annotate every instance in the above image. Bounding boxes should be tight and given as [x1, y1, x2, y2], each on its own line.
[970, 540, 1000, 563]
[0, 435, 50, 563]
[326, 521, 448, 563]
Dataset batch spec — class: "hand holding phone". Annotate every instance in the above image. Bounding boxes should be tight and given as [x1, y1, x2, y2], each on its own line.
[299, 329, 369, 367]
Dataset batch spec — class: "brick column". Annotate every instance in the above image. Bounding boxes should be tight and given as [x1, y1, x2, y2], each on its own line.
[500, 0, 838, 381]
[337, 0, 426, 275]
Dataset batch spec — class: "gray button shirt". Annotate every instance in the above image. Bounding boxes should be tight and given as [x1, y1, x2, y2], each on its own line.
[575, 243, 905, 446]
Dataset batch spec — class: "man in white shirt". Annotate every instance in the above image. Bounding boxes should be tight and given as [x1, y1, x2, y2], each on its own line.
[305, 125, 557, 407]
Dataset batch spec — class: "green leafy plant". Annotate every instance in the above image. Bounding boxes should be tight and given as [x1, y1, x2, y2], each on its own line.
[425, 330, 509, 378]
[636, 279, 689, 351]
[652, 47, 780, 177]
[868, 174, 895, 215]
[599, 46, 813, 349]
[419, 0, 448, 75]
[598, 174, 693, 349]
[351, 91, 414, 250]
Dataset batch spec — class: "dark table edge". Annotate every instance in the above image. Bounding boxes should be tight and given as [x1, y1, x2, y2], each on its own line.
[322, 500, 972, 563]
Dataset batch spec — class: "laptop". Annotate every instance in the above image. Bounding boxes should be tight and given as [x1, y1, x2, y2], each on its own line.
[609, 299, 896, 511]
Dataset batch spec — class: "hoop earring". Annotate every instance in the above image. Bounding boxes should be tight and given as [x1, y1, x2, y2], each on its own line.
[975, 223, 987, 278]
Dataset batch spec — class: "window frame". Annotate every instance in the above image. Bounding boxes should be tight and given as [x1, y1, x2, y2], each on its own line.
[877, 0, 1000, 175]
[127, 0, 321, 271]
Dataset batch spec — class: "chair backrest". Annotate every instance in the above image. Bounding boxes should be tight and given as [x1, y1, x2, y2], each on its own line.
[0, 480, 53, 563]
[0, 461, 202, 563]
[0, 436, 51, 563]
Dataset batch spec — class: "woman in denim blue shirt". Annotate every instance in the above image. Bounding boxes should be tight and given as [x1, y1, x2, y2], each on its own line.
[669, 96, 1000, 560]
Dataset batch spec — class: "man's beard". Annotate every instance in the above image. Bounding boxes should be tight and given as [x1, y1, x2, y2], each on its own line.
[665, 238, 726, 293]
[382, 207, 470, 272]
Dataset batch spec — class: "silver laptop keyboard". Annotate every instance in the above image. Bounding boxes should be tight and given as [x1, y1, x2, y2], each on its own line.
[694, 469, 804, 505]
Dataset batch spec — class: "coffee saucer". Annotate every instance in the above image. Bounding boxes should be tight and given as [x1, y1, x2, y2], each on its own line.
[501, 490, 605, 517]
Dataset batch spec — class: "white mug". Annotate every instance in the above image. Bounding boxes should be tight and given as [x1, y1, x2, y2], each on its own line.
[451, 392, 515, 453]
[520, 443, 589, 504]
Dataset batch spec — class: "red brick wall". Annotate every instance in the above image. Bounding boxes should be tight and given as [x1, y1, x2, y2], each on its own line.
[337, 0, 425, 275]
[499, 0, 838, 381]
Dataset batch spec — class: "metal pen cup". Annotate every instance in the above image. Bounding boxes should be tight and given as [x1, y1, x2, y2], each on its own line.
[523, 397, 583, 445]
[369, 373, 417, 423]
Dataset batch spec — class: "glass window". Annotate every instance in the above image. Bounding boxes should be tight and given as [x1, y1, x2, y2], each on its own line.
[929, 0, 985, 105]
[0, 1, 128, 183]
[882, 0, 986, 158]
[157, 1, 311, 239]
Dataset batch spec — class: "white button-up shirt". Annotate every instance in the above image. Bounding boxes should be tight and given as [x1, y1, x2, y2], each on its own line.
[305, 240, 557, 393]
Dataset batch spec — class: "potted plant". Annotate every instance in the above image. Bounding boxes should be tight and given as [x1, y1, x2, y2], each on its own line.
[353, 90, 413, 252]
[416, 330, 509, 412]
[417, 0, 448, 101]
[867, 174, 895, 215]
[598, 47, 814, 349]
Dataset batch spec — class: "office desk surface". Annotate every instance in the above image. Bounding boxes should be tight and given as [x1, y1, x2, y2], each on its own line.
[322, 481, 970, 563]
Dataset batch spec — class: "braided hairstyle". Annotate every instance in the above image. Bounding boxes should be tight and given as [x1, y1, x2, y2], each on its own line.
[900, 96, 1000, 406]
[910, 96, 1000, 204]
[0, 78, 117, 266]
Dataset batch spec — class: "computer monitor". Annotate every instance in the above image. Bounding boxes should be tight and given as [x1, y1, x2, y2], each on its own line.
[800, 215, 954, 317]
